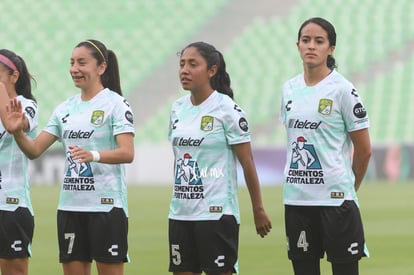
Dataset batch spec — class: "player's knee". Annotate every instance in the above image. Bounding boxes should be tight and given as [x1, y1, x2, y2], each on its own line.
[292, 258, 320, 275]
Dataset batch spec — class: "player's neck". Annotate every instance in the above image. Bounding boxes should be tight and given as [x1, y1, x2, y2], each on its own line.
[81, 84, 105, 101]
[190, 88, 214, 106]
[303, 66, 332, 87]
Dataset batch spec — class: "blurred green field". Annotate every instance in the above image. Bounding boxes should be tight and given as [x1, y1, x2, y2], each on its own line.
[28, 182, 414, 274]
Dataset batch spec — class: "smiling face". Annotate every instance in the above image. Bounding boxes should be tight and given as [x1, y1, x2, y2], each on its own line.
[69, 46, 106, 92]
[179, 46, 216, 94]
[297, 22, 335, 69]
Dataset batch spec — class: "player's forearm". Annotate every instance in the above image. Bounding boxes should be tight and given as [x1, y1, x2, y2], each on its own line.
[349, 129, 371, 191]
[96, 147, 134, 164]
[352, 150, 371, 191]
[242, 163, 265, 212]
[13, 130, 39, 159]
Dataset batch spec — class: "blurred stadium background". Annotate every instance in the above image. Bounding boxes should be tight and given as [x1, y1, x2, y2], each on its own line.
[2, 0, 413, 184]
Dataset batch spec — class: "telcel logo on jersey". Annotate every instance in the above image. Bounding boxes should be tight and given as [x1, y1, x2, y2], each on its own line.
[63, 130, 94, 139]
[173, 137, 204, 146]
[288, 119, 322, 129]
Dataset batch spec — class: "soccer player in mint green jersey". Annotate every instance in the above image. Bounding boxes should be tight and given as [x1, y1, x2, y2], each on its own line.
[0, 49, 38, 275]
[6, 40, 134, 275]
[168, 42, 272, 275]
[279, 18, 371, 275]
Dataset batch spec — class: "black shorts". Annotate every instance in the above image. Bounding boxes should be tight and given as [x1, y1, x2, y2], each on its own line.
[0, 207, 34, 259]
[285, 200, 367, 263]
[168, 215, 239, 274]
[57, 207, 128, 263]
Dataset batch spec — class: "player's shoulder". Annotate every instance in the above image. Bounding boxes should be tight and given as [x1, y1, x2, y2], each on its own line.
[99, 88, 128, 103]
[286, 73, 304, 83]
[16, 95, 37, 108]
[214, 91, 235, 106]
[282, 73, 305, 92]
[55, 93, 79, 111]
[328, 70, 354, 89]
[172, 94, 190, 109]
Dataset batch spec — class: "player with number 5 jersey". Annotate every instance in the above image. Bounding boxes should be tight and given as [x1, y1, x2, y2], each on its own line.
[168, 42, 272, 275]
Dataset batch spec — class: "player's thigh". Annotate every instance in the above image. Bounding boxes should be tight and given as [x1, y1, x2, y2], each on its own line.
[195, 215, 239, 275]
[321, 200, 366, 263]
[0, 258, 29, 274]
[62, 261, 91, 275]
[284, 205, 324, 261]
[0, 208, 34, 258]
[96, 262, 124, 275]
[57, 210, 92, 262]
[89, 207, 129, 263]
[168, 219, 201, 273]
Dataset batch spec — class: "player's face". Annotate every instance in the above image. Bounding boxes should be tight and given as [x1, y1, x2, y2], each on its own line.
[179, 47, 215, 93]
[297, 22, 334, 69]
[70, 46, 106, 91]
[0, 64, 17, 95]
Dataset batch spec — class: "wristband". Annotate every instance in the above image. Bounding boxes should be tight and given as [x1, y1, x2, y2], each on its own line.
[90, 150, 100, 162]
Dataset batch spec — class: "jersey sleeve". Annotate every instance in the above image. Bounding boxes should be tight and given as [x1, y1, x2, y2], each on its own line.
[168, 100, 179, 142]
[168, 111, 174, 142]
[340, 85, 370, 132]
[43, 106, 63, 140]
[223, 101, 251, 145]
[21, 98, 38, 134]
[279, 82, 289, 126]
[112, 97, 135, 136]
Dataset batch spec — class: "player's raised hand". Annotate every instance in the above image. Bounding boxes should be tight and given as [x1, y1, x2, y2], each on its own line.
[5, 97, 26, 133]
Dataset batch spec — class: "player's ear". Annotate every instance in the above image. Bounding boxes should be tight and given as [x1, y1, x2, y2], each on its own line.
[208, 65, 217, 78]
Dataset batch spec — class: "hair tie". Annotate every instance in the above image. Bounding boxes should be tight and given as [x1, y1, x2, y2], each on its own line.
[0, 54, 17, 72]
[85, 40, 106, 62]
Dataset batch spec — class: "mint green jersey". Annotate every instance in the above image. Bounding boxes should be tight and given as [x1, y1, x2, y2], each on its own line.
[0, 96, 38, 214]
[44, 89, 134, 215]
[168, 91, 250, 223]
[280, 70, 369, 206]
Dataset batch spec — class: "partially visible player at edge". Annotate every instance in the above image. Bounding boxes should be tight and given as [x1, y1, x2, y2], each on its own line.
[0, 49, 38, 275]
[168, 41, 272, 275]
[5, 39, 134, 275]
[279, 17, 371, 275]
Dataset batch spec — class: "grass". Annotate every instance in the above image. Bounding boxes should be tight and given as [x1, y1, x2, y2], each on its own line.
[28, 181, 414, 274]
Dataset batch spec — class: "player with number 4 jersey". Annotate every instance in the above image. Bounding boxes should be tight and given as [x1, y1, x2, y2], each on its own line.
[279, 18, 371, 275]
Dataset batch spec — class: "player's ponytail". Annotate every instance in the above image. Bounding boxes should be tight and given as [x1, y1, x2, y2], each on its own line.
[210, 50, 233, 99]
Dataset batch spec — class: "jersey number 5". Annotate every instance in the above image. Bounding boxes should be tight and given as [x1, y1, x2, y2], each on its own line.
[171, 244, 182, 265]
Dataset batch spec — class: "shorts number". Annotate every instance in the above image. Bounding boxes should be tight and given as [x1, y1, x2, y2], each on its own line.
[171, 244, 181, 265]
[297, 230, 309, 252]
[64, 233, 75, 254]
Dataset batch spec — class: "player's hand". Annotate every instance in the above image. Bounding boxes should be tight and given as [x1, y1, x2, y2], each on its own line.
[69, 145, 94, 163]
[5, 98, 26, 133]
[253, 208, 272, 238]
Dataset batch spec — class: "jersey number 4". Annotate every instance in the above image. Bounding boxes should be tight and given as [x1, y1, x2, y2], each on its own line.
[297, 230, 309, 252]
